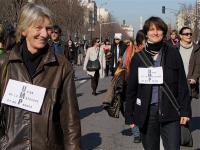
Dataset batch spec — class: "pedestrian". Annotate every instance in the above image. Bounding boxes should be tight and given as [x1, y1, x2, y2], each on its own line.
[49, 25, 68, 57]
[110, 33, 127, 76]
[166, 29, 179, 50]
[122, 39, 141, 143]
[0, 24, 5, 54]
[0, 24, 16, 54]
[66, 39, 77, 65]
[101, 39, 112, 76]
[83, 37, 106, 96]
[0, 3, 81, 150]
[125, 16, 191, 150]
[179, 26, 200, 99]
[77, 41, 84, 66]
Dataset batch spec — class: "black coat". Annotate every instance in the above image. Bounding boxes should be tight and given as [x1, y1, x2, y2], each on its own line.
[110, 42, 126, 69]
[125, 43, 191, 128]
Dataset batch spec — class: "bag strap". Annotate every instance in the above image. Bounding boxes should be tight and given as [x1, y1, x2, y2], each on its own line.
[137, 51, 180, 115]
[97, 48, 100, 59]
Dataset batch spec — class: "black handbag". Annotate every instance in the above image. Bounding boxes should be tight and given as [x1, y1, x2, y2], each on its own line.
[106, 94, 121, 118]
[138, 51, 193, 147]
[86, 51, 101, 71]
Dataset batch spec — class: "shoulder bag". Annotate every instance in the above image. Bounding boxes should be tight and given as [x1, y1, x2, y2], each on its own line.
[137, 51, 193, 147]
[86, 49, 101, 71]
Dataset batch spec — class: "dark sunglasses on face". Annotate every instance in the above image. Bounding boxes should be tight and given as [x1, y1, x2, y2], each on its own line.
[96, 41, 100, 43]
[53, 31, 59, 34]
[182, 33, 192, 36]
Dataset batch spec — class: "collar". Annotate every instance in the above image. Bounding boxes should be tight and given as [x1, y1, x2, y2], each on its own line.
[9, 41, 57, 65]
[180, 41, 193, 49]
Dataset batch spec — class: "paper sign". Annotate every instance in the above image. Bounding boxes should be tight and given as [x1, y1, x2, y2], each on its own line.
[138, 67, 163, 84]
[2, 79, 46, 113]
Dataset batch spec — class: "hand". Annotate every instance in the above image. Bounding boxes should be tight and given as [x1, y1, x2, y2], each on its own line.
[188, 79, 196, 84]
[129, 124, 136, 128]
[180, 117, 190, 125]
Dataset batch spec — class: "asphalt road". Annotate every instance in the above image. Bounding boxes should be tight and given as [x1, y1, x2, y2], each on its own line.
[74, 65, 200, 150]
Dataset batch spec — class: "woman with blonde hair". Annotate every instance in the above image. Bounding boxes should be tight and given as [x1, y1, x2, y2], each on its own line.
[0, 3, 81, 150]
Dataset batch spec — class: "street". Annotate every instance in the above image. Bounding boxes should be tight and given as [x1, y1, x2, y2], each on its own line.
[74, 65, 200, 150]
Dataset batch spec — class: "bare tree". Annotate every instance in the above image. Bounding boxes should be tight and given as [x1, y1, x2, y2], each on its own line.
[36, 0, 84, 40]
[0, 0, 27, 25]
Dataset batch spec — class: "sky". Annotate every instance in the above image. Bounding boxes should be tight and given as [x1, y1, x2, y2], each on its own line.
[95, 0, 196, 34]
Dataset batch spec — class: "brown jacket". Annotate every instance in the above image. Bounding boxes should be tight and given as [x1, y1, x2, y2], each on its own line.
[187, 43, 200, 98]
[0, 43, 81, 150]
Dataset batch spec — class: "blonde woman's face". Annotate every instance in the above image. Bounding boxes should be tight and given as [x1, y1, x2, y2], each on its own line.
[22, 17, 52, 53]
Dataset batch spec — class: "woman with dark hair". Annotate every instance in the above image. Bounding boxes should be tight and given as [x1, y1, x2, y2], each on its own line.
[125, 16, 191, 150]
[83, 37, 106, 95]
[66, 39, 77, 64]
[135, 29, 146, 51]
[101, 39, 111, 76]
[0, 24, 16, 54]
[4, 24, 16, 51]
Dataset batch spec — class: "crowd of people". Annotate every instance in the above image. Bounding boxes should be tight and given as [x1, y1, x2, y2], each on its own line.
[0, 2, 200, 150]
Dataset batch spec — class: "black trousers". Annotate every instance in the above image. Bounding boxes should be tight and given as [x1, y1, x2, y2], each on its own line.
[91, 71, 99, 93]
[140, 105, 180, 150]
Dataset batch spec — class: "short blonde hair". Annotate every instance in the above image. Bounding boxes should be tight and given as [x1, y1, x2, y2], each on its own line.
[16, 3, 53, 42]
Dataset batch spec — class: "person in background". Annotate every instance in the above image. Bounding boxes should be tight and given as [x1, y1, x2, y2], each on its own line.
[135, 29, 146, 51]
[125, 16, 191, 150]
[179, 26, 200, 99]
[66, 39, 77, 65]
[50, 25, 67, 57]
[101, 39, 111, 76]
[110, 33, 126, 76]
[83, 37, 106, 95]
[0, 3, 81, 150]
[77, 41, 85, 66]
[167, 29, 179, 49]
[0, 24, 16, 54]
[0, 24, 5, 54]
[122, 39, 141, 143]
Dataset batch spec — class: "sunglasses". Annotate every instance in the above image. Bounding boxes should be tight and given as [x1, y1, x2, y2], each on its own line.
[53, 31, 59, 34]
[96, 41, 100, 43]
[182, 33, 192, 36]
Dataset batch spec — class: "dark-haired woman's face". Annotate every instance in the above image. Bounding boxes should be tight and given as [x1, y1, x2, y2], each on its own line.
[147, 23, 163, 43]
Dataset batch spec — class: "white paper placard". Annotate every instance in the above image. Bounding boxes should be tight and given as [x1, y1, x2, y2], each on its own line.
[2, 79, 46, 113]
[138, 67, 163, 84]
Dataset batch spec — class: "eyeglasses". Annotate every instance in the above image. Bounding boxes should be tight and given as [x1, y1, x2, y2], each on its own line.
[182, 33, 192, 36]
[115, 39, 120, 41]
[53, 31, 59, 34]
[96, 41, 100, 43]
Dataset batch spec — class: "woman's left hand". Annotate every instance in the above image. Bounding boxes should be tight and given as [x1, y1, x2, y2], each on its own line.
[180, 117, 190, 125]
[188, 79, 196, 84]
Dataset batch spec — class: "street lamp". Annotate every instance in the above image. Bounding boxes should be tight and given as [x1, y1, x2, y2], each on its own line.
[99, 0, 108, 42]
[100, 21, 117, 41]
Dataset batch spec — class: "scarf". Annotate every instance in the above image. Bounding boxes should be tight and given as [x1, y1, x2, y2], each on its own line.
[180, 41, 193, 49]
[145, 41, 163, 56]
[21, 40, 48, 77]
